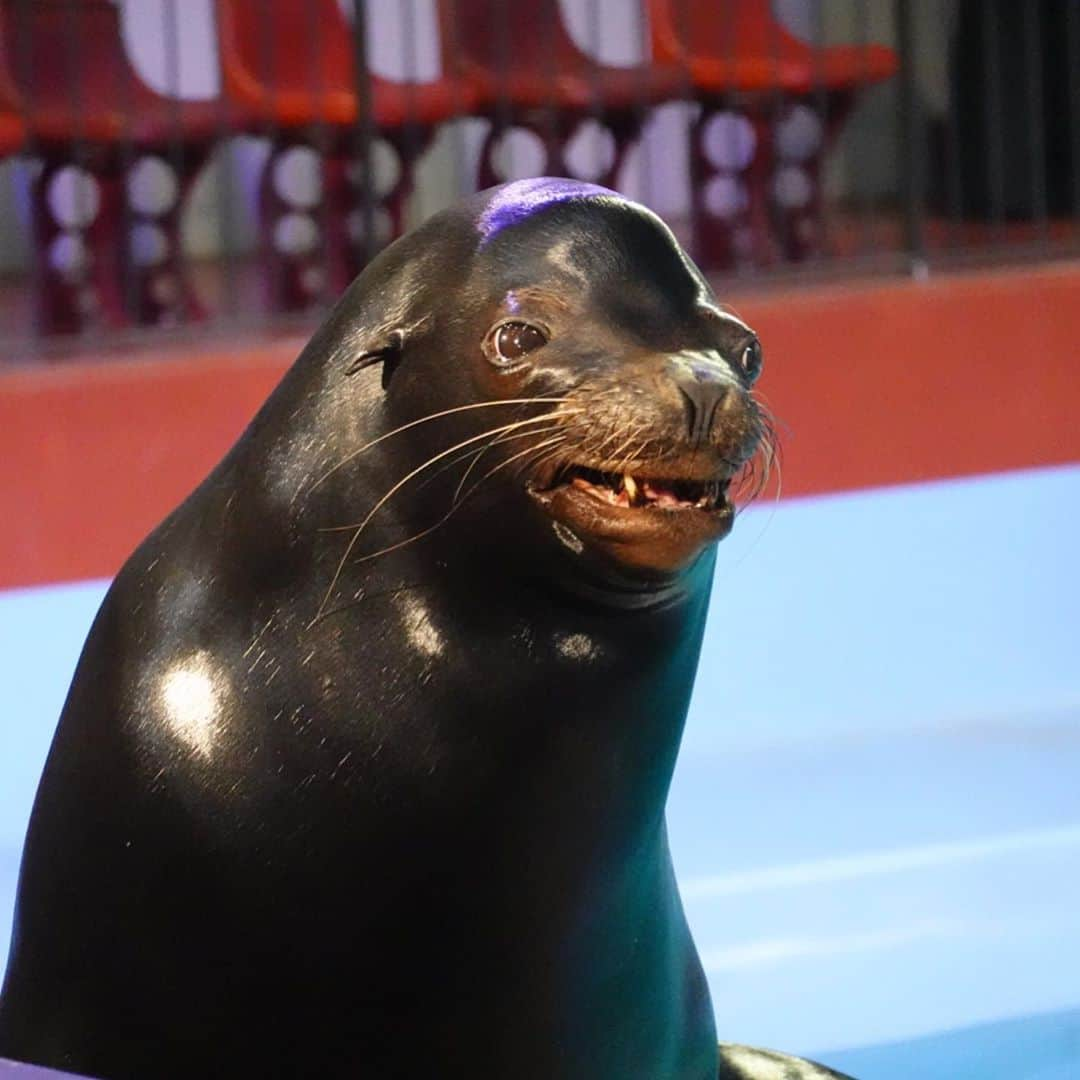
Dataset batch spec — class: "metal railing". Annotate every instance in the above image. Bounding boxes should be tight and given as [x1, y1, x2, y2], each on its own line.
[0, 0, 1075, 358]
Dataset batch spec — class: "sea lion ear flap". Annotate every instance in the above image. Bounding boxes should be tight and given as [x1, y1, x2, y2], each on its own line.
[343, 314, 432, 389]
[344, 328, 406, 389]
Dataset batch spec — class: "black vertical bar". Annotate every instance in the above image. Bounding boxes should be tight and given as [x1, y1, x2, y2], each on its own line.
[409, 0, 423, 147]
[941, 0, 962, 244]
[894, 0, 925, 268]
[540, 0, 557, 177]
[585, 0, 603, 184]
[854, 0, 874, 258]
[61, 2, 80, 248]
[725, 0, 737, 161]
[1066, 0, 1080, 219]
[350, 0, 375, 266]
[211, 2, 237, 322]
[258, 0, 279, 312]
[631, 0, 654, 206]
[981, 1, 1005, 235]
[12, 0, 43, 344]
[764, 0, 784, 280]
[163, 8, 183, 195]
[117, 0, 137, 322]
[400, 0, 421, 221]
[677, 0, 703, 269]
[65, 0, 94, 338]
[1022, 1, 1048, 246]
[766, 0, 782, 128]
[493, 0, 511, 177]
[306, 0, 329, 307]
[810, 0, 827, 263]
[165, 0, 185, 322]
[441, 0, 468, 204]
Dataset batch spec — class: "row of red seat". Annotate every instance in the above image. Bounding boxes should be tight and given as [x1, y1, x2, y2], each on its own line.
[0, 1, 896, 333]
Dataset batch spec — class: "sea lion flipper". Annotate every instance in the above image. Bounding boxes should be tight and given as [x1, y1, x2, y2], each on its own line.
[718, 1042, 859, 1079]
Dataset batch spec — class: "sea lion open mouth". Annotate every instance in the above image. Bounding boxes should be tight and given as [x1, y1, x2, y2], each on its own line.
[536, 463, 732, 513]
[527, 453, 739, 567]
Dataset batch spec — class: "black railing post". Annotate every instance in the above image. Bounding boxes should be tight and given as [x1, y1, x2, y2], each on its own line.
[894, 0, 926, 274]
[350, 0, 376, 266]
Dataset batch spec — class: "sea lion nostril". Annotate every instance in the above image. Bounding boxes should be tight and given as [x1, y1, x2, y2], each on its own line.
[677, 379, 731, 446]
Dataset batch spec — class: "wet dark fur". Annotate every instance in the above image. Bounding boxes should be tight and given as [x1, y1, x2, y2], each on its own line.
[0, 181, 845, 1080]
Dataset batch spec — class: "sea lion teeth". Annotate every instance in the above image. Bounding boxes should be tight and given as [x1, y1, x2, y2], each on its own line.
[624, 474, 638, 501]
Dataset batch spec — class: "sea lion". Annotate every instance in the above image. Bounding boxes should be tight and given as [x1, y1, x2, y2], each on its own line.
[0, 179, 851, 1080]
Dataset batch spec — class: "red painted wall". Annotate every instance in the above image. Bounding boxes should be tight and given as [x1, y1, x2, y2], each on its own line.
[2, 262, 1078, 589]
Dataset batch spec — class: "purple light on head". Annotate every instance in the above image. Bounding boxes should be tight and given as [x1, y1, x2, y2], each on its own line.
[477, 178, 616, 246]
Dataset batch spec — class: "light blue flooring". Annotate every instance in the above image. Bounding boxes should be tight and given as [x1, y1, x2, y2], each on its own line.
[2, 464, 1079, 1076]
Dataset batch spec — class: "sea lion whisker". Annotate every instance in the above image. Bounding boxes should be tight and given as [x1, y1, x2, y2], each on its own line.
[311, 420, 576, 623]
[315, 417, 574, 531]
[613, 428, 651, 477]
[752, 396, 791, 442]
[344, 435, 569, 569]
[405, 423, 567, 501]
[450, 423, 568, 504]
[730, 416, 781, 510]
[456, 435, 569, 503]
[515, 443, 571, 485]
[584, 419, 635, 465]
[306, 398, 575, 496]
[764, 437, 784, 505]
[752, 418, 781, 504]
[735, 455, 763, 507]
[596, 424, 647, 476]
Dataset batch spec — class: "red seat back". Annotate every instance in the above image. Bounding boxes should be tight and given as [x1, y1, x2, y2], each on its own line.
[216, 0, 469, 127]
[650, 0, 896, 91]
[440, 0, 623, 107]
[448, 0, 587, 75]
[2, 0, 222, 142]
[216, 0, 356, 112]
[1, 0, 128, 135]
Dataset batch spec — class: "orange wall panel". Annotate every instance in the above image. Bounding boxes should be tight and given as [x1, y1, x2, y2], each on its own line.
[739, 261, 1080, 496]
[0, 341, 297, 587]
[1, 263, 1078, 589]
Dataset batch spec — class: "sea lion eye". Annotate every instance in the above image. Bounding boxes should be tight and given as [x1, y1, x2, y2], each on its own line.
[490, 321, 548, 365]
[739, 338, 763, 383]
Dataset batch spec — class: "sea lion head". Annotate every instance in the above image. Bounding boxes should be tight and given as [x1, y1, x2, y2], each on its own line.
[303, 178, 774, 605]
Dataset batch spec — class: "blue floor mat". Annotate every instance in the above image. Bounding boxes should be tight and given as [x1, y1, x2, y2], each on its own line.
[1, 467, 1078, 1069]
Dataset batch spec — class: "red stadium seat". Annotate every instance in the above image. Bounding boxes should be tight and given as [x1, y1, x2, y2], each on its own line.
[0, 108, 20, 156]
[0, 11, 23, 156]
[649, 0, 897, 268]
[651, 0, 897, 93]
[438, 0, 684, 192]
[214, 0, 474, 311]
[1, 0, 222, 332]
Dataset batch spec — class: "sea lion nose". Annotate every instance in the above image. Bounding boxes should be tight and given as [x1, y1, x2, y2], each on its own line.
[667, 350, 740, 446]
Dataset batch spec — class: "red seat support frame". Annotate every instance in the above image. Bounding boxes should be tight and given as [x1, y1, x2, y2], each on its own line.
[650, 0, 897, 269]
[215, 0, 474, 312]
[1, 0, 223, 333]
[439, 0, 685, 194]
[0, 10, 23, 158]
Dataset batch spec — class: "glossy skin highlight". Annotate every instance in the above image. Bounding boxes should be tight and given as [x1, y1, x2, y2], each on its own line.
[0, 182, 842, 1080]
